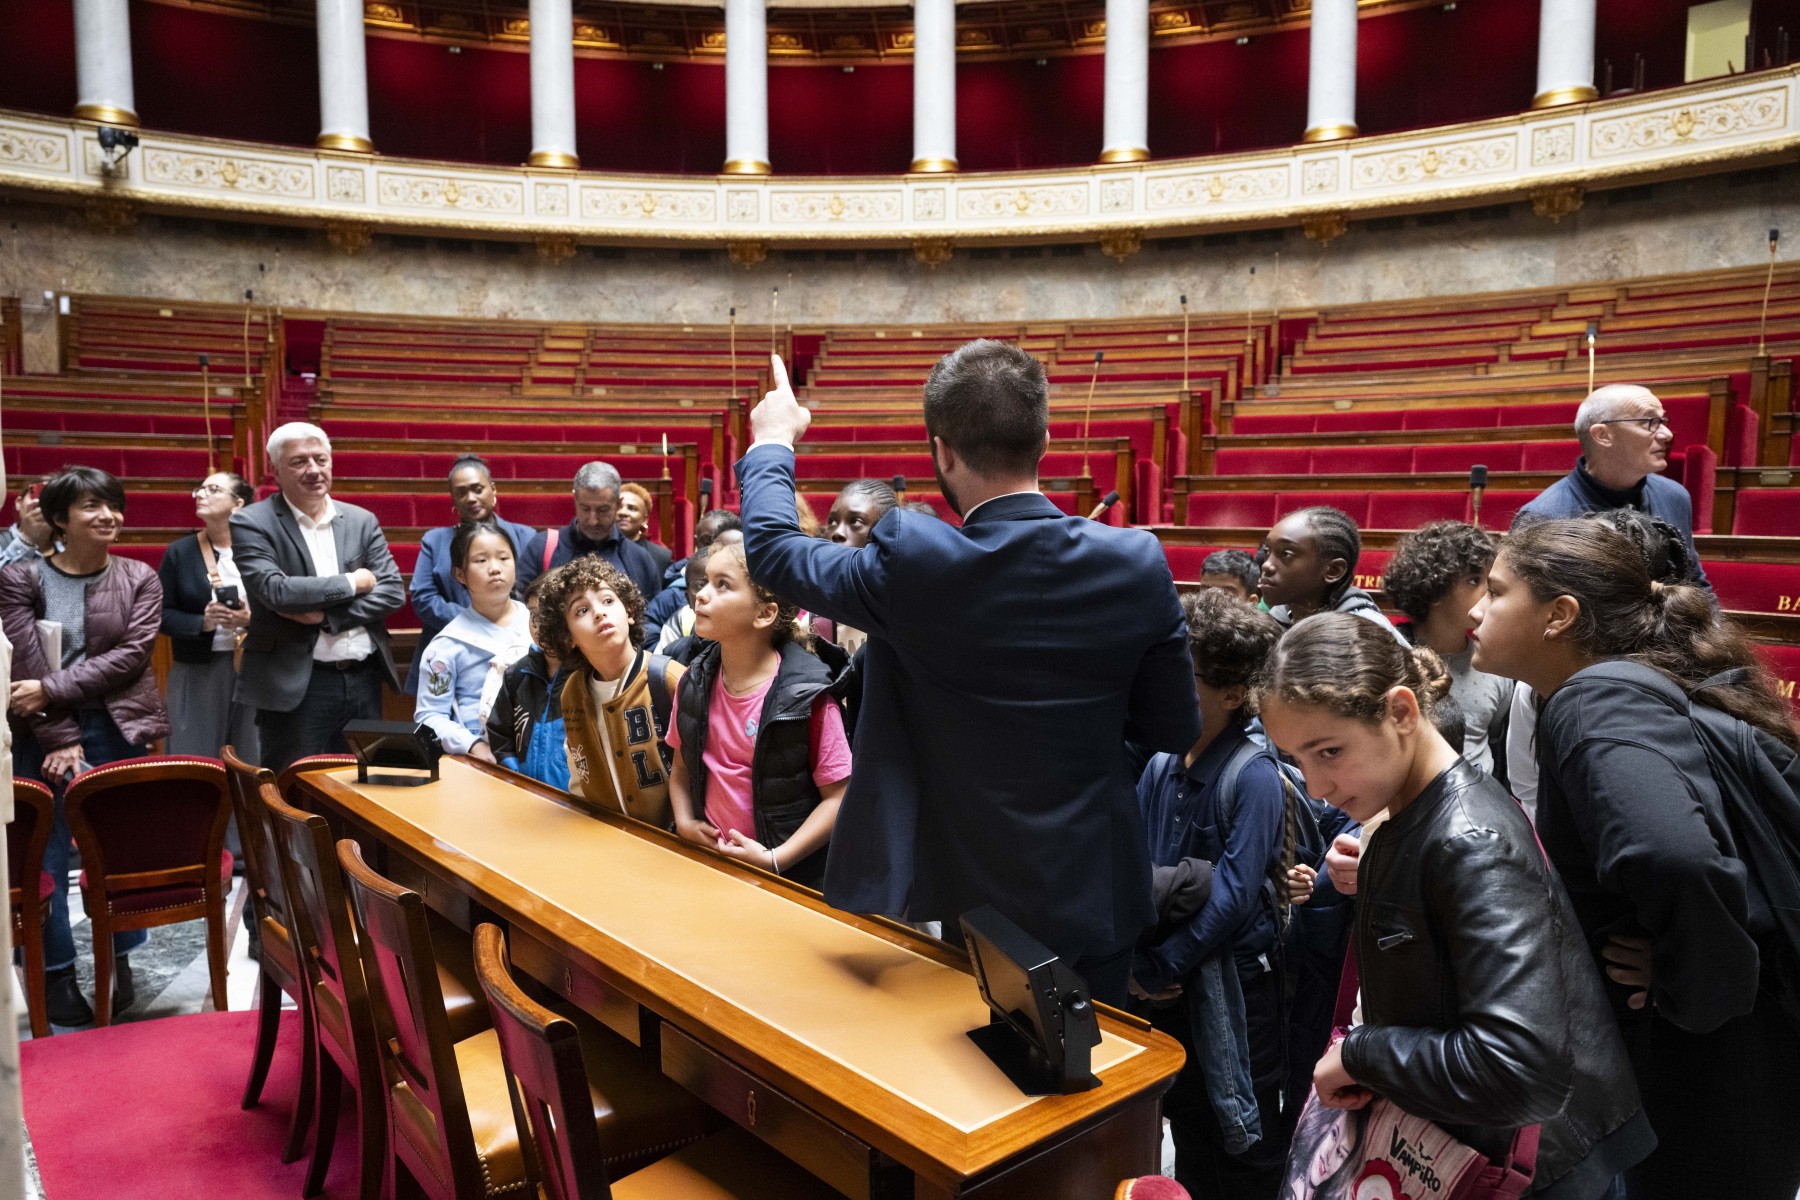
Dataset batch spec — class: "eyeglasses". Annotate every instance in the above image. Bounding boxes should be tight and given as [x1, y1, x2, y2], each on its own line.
[192, 484, 229, 498]
[1592, 416, 1670, 433]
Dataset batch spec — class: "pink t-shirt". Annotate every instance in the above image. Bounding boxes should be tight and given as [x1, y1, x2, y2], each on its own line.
[667, 678, 852, 842]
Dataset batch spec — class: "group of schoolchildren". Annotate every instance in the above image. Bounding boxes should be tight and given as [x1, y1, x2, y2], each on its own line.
[408, 480, 1800, 1200]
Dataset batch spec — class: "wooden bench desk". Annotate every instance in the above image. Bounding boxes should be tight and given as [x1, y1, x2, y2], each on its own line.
[295, 758, 1184, 1200]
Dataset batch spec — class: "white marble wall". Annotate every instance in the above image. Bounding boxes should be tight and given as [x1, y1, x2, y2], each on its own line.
[1, 170, 1796, 328]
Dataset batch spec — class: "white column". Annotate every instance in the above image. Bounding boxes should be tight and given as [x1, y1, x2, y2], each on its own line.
[1303, 0, 1358, 142]
[316, 0, 374, 153]
[911, 0, 957, 172]
[1099, 0, 1148, 163]
[528, 0, 579, 168]
[73, 0, 137, 127]
[1533, 0, 1599, 108]
[723, 0, 770, 174]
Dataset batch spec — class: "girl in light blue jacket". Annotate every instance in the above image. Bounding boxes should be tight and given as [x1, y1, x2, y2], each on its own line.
[414, 523, 533, 760]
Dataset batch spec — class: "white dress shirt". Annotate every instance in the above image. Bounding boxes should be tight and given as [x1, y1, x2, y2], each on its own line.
[292, 498, 374, 664]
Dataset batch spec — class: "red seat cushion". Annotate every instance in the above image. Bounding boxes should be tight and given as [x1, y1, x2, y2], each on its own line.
[1335, 446, 1415, 475]
[1474, 491, 1541, 531]
[1411, 444, 1523, 474]
[39, 870, 55, 901]
[1216, 448, 1311, 476]
[1162, 545, 1219, 582]
[1519, 442, 1581, 472]
[1704, 560, 1800, 616]
[1750, 642, 1800, 717]
[80, 849, 233, 915]
[1367, 491, 1469, 529]
[1185, 493, 1277, 528]
[1275, 492, 1370, 526]
[1232, 413, 1316, 435]
[1731, 489, 1800, 536]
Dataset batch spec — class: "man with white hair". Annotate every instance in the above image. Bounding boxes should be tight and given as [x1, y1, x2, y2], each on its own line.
[231, 421, 405, 772]
[1515, 383, 1708, 587]
[516, 461, 661, 599]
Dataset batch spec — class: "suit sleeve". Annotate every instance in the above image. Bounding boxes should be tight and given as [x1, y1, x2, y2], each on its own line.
[735, 445, 893, 637]
[1341, 828, 1576, 1130]
[230, 510, 356, 612]
[409, 534, 463, 631]
[326, 515, 403, 630]
[1125, 548, 1203, 754]
[158, 541, 207, 639]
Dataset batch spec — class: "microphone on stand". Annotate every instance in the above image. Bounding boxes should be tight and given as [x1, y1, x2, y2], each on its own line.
[892, 475, 907, 496]
[1087, 490, 1122, 521]
[1469, 465, 1488, 529]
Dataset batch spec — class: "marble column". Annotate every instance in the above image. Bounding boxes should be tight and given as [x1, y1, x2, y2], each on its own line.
[528, 0, 579, 168]
[316, 0, 374, 153]
[911, 0, 958, 172]
[723, 0, 770, 174]
[1099, 0, 1149, 163]
[72, 0, 137, 127]
[1303, 0, 1358, 142]
[1533, 0, 1599, 108]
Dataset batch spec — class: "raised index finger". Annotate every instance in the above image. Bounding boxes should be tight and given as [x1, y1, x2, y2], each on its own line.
[770, 352, 792, 395]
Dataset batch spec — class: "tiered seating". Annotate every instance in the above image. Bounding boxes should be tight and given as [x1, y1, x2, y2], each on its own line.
[63, 296, 271, 378]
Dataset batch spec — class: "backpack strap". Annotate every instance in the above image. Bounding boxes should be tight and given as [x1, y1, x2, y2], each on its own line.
[1696, 668, 1753, 692]
[1211, 737, 1269, 844]
[542, 528, 560, 573]
[646, 652, 676, 739]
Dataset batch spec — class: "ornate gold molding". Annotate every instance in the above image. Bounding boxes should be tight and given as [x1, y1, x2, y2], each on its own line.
[326, 219, 373, 254]
[1532, 85, 1600, 110]
[913, 237, 954, 268]
[909, 157, 959, 173]
[83, 195, 137, 233]
[535, 232, 577, 263]
[727, 239, 769, 268]
[1303, 212, 1349, 246]
[317, 132, 375, 154]
[1099, 228, 1143, 262]
[73, 104, 138, 128]
[527, 150, 580, 170]
[1098, 146, 1150, 164]
[722, 159, 773, 176]
[1530, 183, 1585, 222]
[1302, 123, 1359, 144]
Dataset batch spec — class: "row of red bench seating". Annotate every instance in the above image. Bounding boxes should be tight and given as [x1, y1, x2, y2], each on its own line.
[1214, 442, 1581, 477]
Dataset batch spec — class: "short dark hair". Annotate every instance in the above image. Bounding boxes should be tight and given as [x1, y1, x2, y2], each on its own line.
[1182, 587, 1283, 723]
[41, 466, 127, 538]
[694, 509, 742, 550]
[1201, 549, 1259, 593]
[534, 556, 648, 659]
[922, 340, 1049, 477]
[449, 521, 514, 570]
[1382, 521, 1497, 623]
[838, 478, 900, 516]
[448, 455, 492, 484]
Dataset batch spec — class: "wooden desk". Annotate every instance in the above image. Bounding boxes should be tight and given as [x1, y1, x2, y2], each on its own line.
[296, 758, 1184, 1200]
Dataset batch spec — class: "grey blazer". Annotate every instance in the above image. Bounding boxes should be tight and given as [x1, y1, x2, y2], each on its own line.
[230, 493, 405, 712]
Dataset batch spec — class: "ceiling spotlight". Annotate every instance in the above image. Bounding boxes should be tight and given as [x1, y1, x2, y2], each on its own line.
[96, 125, 138, 171]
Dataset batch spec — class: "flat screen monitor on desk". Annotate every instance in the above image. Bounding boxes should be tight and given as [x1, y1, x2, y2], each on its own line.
[960, 905, 1101, 1096]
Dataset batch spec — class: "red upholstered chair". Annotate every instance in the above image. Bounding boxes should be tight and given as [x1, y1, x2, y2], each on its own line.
[1215, 448, 1311, 476]
[1732, 488, 1800, 536]
[1498, 402, 1579, 428]
[506, 494, 572, 527]
[1750, 642, 1800, 718]
[471, 923, 841, 1200]
[1133, 460, 1163, 526]
[8, 779, 56, 1039]
[1726, 403, 1760, 467]
[1412, 444, 1523, 475]
[223, 746, 318, 1163]
[1367, 491, 1469, 530]
[64, 756, 233, 1026]
[336, 841, 709, 1200]
[1185, 493, 1276, 529]
[1520, 441, 1583, 472]
[1682, 445, 1718, 534]
[1275, 493, 1370, 526]
[1162, 545, 1219, 583]
[1472, 491, 1540, 532]
[1232, 413, 1315, 435]
[1402, 407, 1493, 431]
[1703, 561, 1800, 617]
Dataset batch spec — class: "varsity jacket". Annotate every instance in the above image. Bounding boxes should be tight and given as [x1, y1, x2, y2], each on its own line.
[560, 649, 683, 826]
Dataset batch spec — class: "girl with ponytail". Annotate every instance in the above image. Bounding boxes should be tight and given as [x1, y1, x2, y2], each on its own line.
[1470, 517, 1800, 1200]
[1260, 614, 1651, 1199]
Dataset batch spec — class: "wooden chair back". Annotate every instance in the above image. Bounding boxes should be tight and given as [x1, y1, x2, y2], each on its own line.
[265, 784, 373, 1060]
[472, 923, 612, 1200]
[222, 745, 288, 936]
[64, 756, 230, 913]
[9, 779, 56, 1039]
[337, 838, 482, 1197]
[275, 754, 357, 811]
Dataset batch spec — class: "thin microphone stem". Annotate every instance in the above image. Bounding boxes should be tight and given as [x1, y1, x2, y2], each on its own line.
[1181, 303, 1190, 395]
[729, 308, 737, 401]
[1759, 239, 1778, 356]
[1081, 351, 1102, 480]
[199, 356, 217, 471]
[1587, 331, 1596, 394]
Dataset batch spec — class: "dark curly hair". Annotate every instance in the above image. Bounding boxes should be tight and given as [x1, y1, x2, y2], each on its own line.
[1183, 587, 1283, 723]
[1382, 520, 1497, 624]
[531, 556, 647, 660]
[714, 541, 810, 650]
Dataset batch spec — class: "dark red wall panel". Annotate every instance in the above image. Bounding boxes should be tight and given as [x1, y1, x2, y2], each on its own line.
[368, 37, 532, 164]
[1355, 2, 1537, 136]
[958, 54, 1105, 170]
[0, 0, 77, 118]
[1148, 29, 1310, 157]
[770, 61, 912, 174]
[575, 59, 724, 175]
[131, 2, 317, 147]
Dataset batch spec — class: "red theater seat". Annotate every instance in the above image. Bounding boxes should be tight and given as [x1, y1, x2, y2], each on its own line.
[1335, 446, 1416, 475]
[352, 494, 417, 528]
[1497, 402, 1578, 428]
[1162, 545, 1219, 582]
[1474, 491, 1541, 531]
[390, 543, 422, 575]
[1411, 444, 1523, 474]
[1704, 560, 1800, 616]
[1216, 448, 1311, 476]
[1352, 548, 1394, 593]
[1276, 493, 1370, 526]
[1732, 489, 1800, 536]
[1367, 491, 1469, 529]
[1750, 641, 1800, 717]
[1185, 493, 1277, 529]
[1233, 414, 1316, 435]
[502, 494, 570, 527]
[126, 492, 203, 528]
[1519, 442, 1581, 472]
[1401, 408, 1493, 432]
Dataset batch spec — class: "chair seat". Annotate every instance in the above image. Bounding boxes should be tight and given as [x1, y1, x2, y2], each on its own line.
[41, 870, 55, 901]
[611, 1125, 848, 1200]
[393, 1021, 709, 1197]
[79, 850, 233, 915]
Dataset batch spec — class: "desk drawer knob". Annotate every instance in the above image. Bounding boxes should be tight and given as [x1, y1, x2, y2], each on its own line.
[746, 1090, 757, 1127]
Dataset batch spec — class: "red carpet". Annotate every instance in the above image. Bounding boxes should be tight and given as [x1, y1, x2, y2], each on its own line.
[23, 1009, 356, 1199]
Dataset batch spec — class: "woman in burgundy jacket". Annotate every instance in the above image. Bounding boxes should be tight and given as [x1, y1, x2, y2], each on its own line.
[0, 466, 169, 1028]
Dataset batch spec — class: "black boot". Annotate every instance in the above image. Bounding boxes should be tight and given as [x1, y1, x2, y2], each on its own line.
[112, 955, 136, 1012]
[45, 966, 93, 1027]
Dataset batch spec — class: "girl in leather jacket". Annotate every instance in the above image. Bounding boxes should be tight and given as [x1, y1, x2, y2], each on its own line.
[1470, 517, 1800, 1200]
[1259, 614, 1653, 1200]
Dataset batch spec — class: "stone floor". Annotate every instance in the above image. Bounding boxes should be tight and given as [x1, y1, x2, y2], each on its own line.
[18, 872, 267, 1199]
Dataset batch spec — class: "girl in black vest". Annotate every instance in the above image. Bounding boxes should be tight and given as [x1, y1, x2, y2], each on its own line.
[667, 541, 850, 888]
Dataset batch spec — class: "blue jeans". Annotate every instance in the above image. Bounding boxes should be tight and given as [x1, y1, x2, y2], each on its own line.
[15, 709, 152, 971]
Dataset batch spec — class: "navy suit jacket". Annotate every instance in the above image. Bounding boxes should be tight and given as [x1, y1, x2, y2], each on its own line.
[737, 443, 1201, 960]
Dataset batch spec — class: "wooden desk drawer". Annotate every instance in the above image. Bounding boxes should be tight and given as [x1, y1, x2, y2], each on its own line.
[384, 852, 474, 929]
[506, 925, 646, 1047]
[661, 1024, 887, 1200]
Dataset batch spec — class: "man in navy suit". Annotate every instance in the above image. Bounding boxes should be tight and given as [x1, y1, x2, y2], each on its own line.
[736, 341, 1201, 1004]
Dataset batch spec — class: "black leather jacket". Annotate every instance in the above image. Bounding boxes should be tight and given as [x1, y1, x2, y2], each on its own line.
[1340, 760, 1655, 1198]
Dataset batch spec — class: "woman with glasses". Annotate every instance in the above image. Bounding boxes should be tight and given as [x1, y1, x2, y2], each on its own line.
[158, 472, 259, 760]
